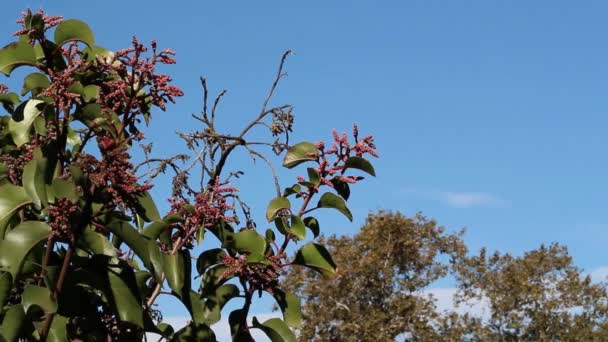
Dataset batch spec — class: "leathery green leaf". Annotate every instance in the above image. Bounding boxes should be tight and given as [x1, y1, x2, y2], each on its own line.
[0, 41, 38, 76]
[0, 304, 26, 341]
[266, 196, 290, 222]
[8, 99, 44, 147]
[282, 142, 317, 168]
[293, 242, 337, 279]
[135, 189, 161, 222]
[21, 72, 50, 96]
[317, 192, 353, 221]
[0, 183, 30, 237]
[54, 19, 95, 47]
[22, 284, 57, 314]
[344, 156, 376, 176]
[228, 229, 267, 255]
[273, 289, 302, 328]
[0, 221, 51, 279]
[22, 157, 49, 208]
[252, 317, 296, 342]
[0, 271, 12, 308]
[107, 266, 144, 328]
[196, 248, 226, 275]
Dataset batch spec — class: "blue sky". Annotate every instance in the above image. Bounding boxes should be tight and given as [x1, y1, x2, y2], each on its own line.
[3, 0, 608, 337]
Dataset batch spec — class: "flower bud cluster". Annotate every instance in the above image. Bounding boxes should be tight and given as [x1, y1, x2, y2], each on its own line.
[220, 253, 284, 294]
[168, 178, 238, 248]
[48, 198, 79, 240]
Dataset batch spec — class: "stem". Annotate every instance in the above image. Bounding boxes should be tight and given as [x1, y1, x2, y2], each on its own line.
[38, 236, 55, 287]
[40, 239, 75, 340]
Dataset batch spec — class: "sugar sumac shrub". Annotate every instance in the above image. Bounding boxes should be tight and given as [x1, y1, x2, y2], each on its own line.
[0, 9, 377, 341]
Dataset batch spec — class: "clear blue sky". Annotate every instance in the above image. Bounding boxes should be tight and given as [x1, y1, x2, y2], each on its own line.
[3, 0, 608, 328]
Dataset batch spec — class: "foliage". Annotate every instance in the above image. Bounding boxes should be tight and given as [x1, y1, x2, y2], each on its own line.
[280, 211, 468, 340]
[0, 9, 377, 341]
[281, 212, 608, 341]
[451, 243, 608, 341]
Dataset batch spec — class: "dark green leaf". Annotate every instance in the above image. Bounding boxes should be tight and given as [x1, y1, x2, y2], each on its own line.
[344, 156, 376, 176]
[265, 228, 276, 243]
[330, 177, 350, 201]
[293, 242, 337, 279]
[282, 142, 317, 168]
[107, 266, 144, 328]
[266, 196, 290, 222]
[201, 284, 239, 325]
[0, 41, 38, 76]
[82, 85, 100, 102]
[196, 248, 226, 275]
[22, 157, 49, 208]
[0, 221, 51, 279]
[0, 271, 12, 308]
[288, 215, 306, 240]
[51, 178, 77, 202]
[252, 317, 296, 342]
[229, 309, 255, 342]
[22, 284, 57, 314]
[200, 265, 229, 294]
[135, 190, 161, 222]
[273, 289, 302, 328]
[170, 322, 216, 342]
[54, 19, 95, 47]
[303, 217, 320, 238]
[107, 219, 161, 280]
[317, 192, 353, 221]
[8, 99, 44, 146]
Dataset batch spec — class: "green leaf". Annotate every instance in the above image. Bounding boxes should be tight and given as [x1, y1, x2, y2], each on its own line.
[21, 72, 50, 96]
[317, 192, 353, 221]
[54, 19, 95, 47]
[288, 215, 306, 240]
[307, 167, 320, 185]
[0, 272, 12, 308]
[293, 242, 337, 279]
[66, 126, 81, 147]
[344, 156, 376, 176]
[266, 196, 290, 222]
[82, 85, 100, 102]
[162, 250, 189, 297]
[79, 227, 118, 258]
[142, 213, 183, 239]
[47, 315, 68, 342]
[0, 304, 25, 341]
[22, 284, 57, 314]
[282, 184, 301, 197]
[52, 178, 77, 202]
[273, 289, 302, 328]
[201, 284, 239, 325]
[196, 248, 226, 275]
[265, 228, 276, 243]
[22, 157, 49, 208]
[282, 142, 317, 168]
[0, 183, 30, 238]
[170, 322, 216, 342]
[82, 45, 112, 62]
[330, 177, 350, 201]
[0, 41, 38, 76]
[8, 99, 44, 146]
[229, 309, 255, 342]
[135, 190, 161, 222]
[303, 217, 320, 238]
[107, 266, 144, 328]
[252, 317, 296, 342]
[228, 229, 267, 255]
[107, 219, 161, 280]
[0, 221, 51, 279]
[200, 265, 229, 294]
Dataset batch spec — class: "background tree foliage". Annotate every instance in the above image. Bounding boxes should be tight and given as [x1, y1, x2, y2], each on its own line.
[0, 9, 378, 341]
[282, 211, 608, 341]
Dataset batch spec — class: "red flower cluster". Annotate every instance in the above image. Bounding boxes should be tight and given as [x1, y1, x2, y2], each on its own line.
[14, 8, 63, 39]
[220, 253, 283, 294]
[298, 123, 378, 193]
[0, 84, 7, 94]
[168, 179, 238, 248]
[97, 36, 183, 114]
[75, 135, 152, 213]
[48, 198, 79, 240]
